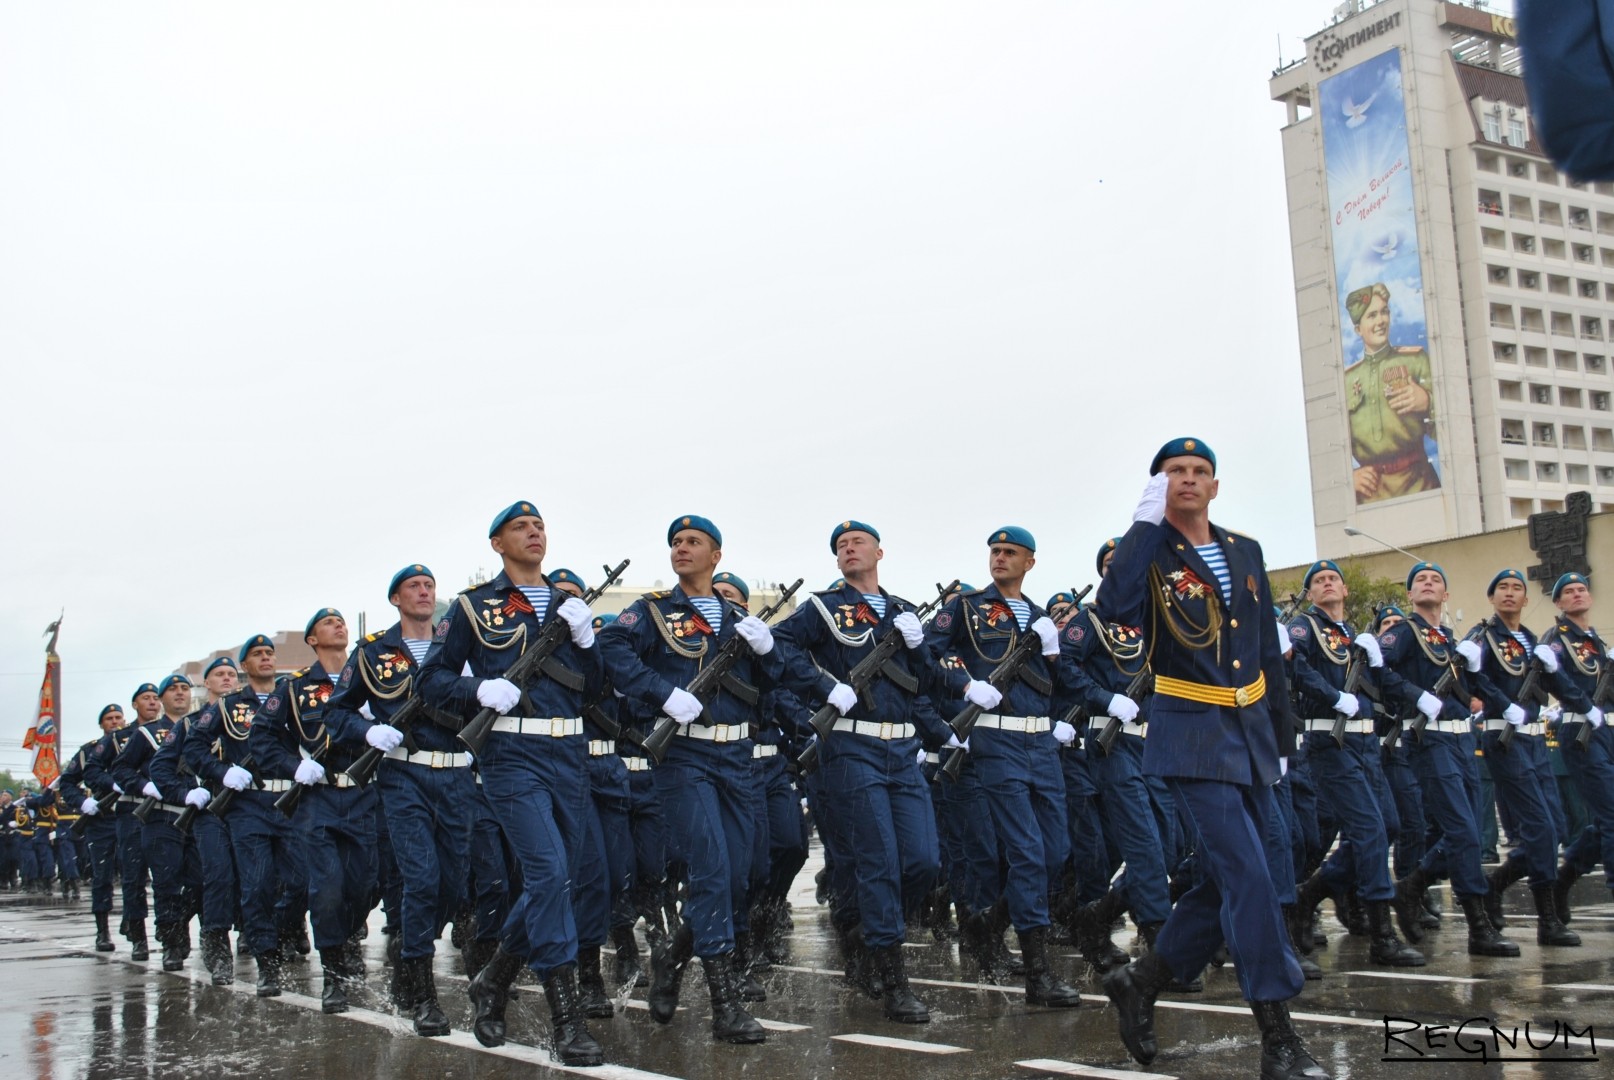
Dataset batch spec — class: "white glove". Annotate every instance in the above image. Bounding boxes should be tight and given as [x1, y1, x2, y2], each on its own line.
[1053, 720, 1077, 745]
[558, 596, 595, 648]
[476, 678, 522, 714]
[112, 783, 123, 795]
[1354, 632, 1384, 668]
[916, 747, 926, 766]
[893, 611, 924, 649]
[1031, 616, 1060, 657]
[1132, 473, 1168, 525]
[1417, 691, 1443, 722]
[826, 683, 857, 716]
[81, 797, 99, 816]
[733, 615, 774, 656]
[142, 781, 161, 800]
[222, 766, 253, 792]
[184, 788, 211, 809]
[294, 759, 326, 786]
[1503, 703, 1527, 727]
[5, 821, 15, 829]
[1541, 704, 1563, 725]
[964, 680, 1002, 710]
[1590, 706, 1605, 728]
[663, 687, 703, 725]
[1277, 618, 1293, 657]
[358, 702, 375, 721]
[1279, 756, 1289, 777]
[366, 724, 405, 752]
[1455, 639, 1483, 672]
[1108, 694, 1141, 722]
[944, 733, 969, 752]
[1533, 644, 1559, 673]
[1334, 691, 1361, 718]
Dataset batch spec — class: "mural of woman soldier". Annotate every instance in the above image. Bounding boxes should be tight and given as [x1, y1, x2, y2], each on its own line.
[1345, 282, 1440, 504]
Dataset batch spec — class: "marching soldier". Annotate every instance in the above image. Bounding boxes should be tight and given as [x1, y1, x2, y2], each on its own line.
[86, 685, 160, 957]
[417, 501, 605, 1067]
[1098, 438, 1327, 1080]
[59, 705, 128, 949]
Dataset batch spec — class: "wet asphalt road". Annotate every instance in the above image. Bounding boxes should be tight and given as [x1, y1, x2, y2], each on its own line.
[0, 850, 1610, 1080]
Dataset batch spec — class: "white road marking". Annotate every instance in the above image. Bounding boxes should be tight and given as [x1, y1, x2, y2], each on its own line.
[1339, 970, 1485, 984]
[1017, 1059, 1178, 1079]
[831, 1033, 969, 1054]
[1550, 982, 1614, 992]
[618, 995, 809, 1031]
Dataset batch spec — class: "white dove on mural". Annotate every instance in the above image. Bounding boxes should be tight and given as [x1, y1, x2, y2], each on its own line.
[1343, 93, 1377, 128]
[1371, 233, 1399, 260]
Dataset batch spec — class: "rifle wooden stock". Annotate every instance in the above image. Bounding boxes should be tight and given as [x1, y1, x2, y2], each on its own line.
[456, 559, 631, 759]
[795, 580, 958, 775]
[643, 578, 803, 764]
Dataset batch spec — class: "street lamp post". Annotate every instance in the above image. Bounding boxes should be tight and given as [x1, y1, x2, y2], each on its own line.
[1342, 525, 1424, 563]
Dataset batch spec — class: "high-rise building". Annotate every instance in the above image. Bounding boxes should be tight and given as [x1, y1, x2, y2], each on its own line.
[1270, 0, 1614, 558]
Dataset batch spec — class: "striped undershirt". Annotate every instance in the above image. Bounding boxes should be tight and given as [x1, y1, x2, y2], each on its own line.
[1509, 629, 1530, 649]
[255, 691, 270, 705]
[517, 585, 551, 622]
[1004, 598, 1031, 631]
[403, 638, 431, 664]
[689, 596, 724, 630]
[862, 593, 887, 619]
[1194, 543, 1233, 604]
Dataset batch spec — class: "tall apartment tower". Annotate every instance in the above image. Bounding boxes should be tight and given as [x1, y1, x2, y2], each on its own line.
[1270, 0, 1614, 558]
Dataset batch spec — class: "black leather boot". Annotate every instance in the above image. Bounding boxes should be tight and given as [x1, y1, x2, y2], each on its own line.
[1293, 870, 1330, 932]
[464, 937, 496, 982]
[988, 900, 1025, 977]
[870, 944, 929, 1023]
[1283, 906, 1322, 980]
[610, 924, 643, 988]
[158, 923, 184, 972]
[1391, 866, 1430, 944]
[1459, 894, 1520, 957]
[1483, 858, 1527, 930]
[467, 945, 525, 1046]
[701, 952, 765, 1044]
[1018, 926, 1081, 1007]
[1073, 890, 1130, 971]
[744, 906, 773, 973]
[1552, 863, 1580, 925]
[732, 931, 766, 1003]
[94, 912, 115, 953]
[1366, 900, 1425, 966]
[319, 948, 350, 1013]
[408, 957, 451, 1036]
[255, 951, 283, 998]
[647, 923, 693, 1024]
[200, 928, 234, 985]
[577, 945, 615, 1018]
[1103, 951, 1173, 1065]
[1533, 886, 1582, 947]
[342, 931, 366, 977]
[542, 964, 604, 1066]
[1251, 999, 1331, 1078]
[1139, 921, 1202, 992]
[837, 922, 879, 998]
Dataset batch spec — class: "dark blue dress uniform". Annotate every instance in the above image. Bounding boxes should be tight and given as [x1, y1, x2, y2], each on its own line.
[1541, 606, 1614, 901]
[1097, 517, 1303, 1004]
[87, 699, 153, 950]
[773, 583, 944, 954]
[416, 571, 601, 979]
[186, 686, 310, 972]
[112, 713, 202, 965]
[149, 712, 237, 956]
[60, 737, 120, 925]
[327, 624, 474, 965]
[249, 661, 379, 958]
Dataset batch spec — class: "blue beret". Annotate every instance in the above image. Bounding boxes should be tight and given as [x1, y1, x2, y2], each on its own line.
[1552, 572, 1591, 600]
[826, 577, 847, 591]
[1046, 591, 1076, 612]
[1487, 568, 1526, 596]
[1097, 537, 1121, 576]
[591, 612, 618, 631]
[131, 683, 159, 703]
[388, 563, 434, 597]
[1303, 560, 1343, 592]
[548, 568, 585, 592]
[987, 526, 1036, 553]
[713, 572, 750, 602]
[203, 656, 237, 678]
[1375, 604, 1406, 630]
[158, 674, 192, 695]
[488, 500, 542, 538]
[953, 582, 976, 594]
[668, 514, 722, 548]
[238, 634, 274, 663]
[1405, 562, 1446, 590]
[97, 704, 121, 723]
[830, 520, 880, 553]
[304, 607, 343, 638]
[1, 790, 11, 797]
[1149, 436, 1216, 476]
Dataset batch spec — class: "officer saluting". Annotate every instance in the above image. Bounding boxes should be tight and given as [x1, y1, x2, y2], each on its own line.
[416, 501, 605, 1068]
[1098, 438, 1327, 1080]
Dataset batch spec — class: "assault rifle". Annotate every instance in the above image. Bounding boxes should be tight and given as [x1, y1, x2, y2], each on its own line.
[795, 580, 958, 775]
[1091, 664, 1155, 756]
[1496, 656, 1549, 751]
[132, 755, 194, 825]
[199, 754, 259, 821]
[1407, 664, 1462, 745]
[274, 743, 327, 818]
[1333, 644, 1381, 749]
[642, 579, 804, 763]
[458, 559, 631, 758]
[1569, 665, 1613, 750]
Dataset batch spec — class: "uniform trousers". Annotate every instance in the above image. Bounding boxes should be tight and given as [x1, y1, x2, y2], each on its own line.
[652, 737, 755, 958]
[378, 761, 474, 959]
[971, 725, 1068, 932]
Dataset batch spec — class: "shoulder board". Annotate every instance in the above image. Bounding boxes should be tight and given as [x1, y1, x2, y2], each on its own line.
[813, 588, 844, 599]
[960, 588, 987, 600]
[290, 667, 310, 680]
[363, 630, 386, 644]
[886, 593, 913, 610]
[640, 590, 671, 601]
[1223, 528, 1254, 541]
[1395, 345, 1424, 354]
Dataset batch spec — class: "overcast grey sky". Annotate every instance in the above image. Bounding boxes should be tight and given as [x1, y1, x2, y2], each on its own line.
[1, 1, 1342, 767]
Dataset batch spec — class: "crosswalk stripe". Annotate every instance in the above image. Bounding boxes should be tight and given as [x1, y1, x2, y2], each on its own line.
[831, 1033, 969, 1054]
[1017, 1059, 1178, 1079]
[1339, 970, 1485, 984]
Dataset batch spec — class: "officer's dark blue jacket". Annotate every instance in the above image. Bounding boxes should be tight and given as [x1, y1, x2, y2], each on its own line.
[248, 662, 355, 781]
[1520, 1, 1614, 180]
[923, 583, 1089, 720]
[1540, 618, 1608, 714]
[184, 688, 260, 786]
[772, 583, 952, 748]
[1096, 519, 1292, 786]
[598, 584, 786, 729]
[1375, 613, 1473, 722]
[328, 623, 458, 753]
[1285, 608, 1363, 718]
[149, 712, 204, 798]
[1059, 607, 1154, 719]
[418, 571, 603, 721]
[111, 718, 179, 798]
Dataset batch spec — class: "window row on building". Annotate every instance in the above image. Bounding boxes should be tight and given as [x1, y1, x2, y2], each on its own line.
[1487, 303, 1612, 343]
[1501, 457, 1614, 486]
[1475, 150, 1614, 196]
[1489, 342, 1609, 375]
[1498, 418, 1614, 452]
[1496, 380, 1612, 411]
[1507, 494, 1614, 520]
[1478, 225, 1608, 266]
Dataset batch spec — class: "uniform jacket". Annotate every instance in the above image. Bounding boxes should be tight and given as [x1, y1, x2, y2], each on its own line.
[184, 687, 263, 786]
[328, 622, 459, 753]
[248, 661, 356, 781]
[923, 583, 1089, 720]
